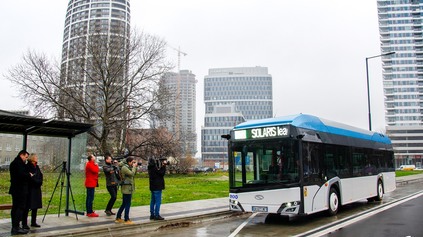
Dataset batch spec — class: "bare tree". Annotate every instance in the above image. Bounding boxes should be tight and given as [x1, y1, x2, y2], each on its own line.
[6, 30, 173, 155]
[125, 127, 181, 161]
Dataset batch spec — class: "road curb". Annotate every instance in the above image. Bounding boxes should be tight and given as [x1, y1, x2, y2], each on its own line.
[28, 211, 237, 237]
[396, 177, 423, 186]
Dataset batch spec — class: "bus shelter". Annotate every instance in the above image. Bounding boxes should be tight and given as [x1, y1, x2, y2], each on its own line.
[0, 110, 93, 216]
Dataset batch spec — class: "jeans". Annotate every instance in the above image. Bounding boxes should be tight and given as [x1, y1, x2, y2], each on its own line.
[106, 186, 118, 211]
[150, 190, 162, 217]
[117, 194, 132, 221]
[86, 188, 95, 214]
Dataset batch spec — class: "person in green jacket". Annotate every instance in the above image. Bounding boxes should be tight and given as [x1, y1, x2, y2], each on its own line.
[115, 157, 138, 224]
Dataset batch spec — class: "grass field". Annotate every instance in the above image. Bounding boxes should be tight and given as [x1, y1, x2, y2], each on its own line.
[0, 171, 229, 219]
[395, 170, 423, 177]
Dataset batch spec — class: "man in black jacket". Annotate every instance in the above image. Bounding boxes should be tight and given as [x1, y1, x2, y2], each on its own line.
[148, 158, 166, 221]
[103, 155, 120, 216]
[9, 150, 32, 235]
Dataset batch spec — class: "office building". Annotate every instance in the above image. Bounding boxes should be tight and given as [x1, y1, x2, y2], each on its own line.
[377, 0, 423, 168]
[202, 67, 273, 167]
[161, 70, 197, 157]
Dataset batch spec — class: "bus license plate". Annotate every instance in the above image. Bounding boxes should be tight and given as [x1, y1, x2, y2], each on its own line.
[252, 206, 268, 212]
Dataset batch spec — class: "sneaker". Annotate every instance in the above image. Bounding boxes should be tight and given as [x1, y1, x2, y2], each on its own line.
[105, 210, 112, 216]
[115, 218, 124, 223]
[154, 215, 165, 221]
[87, 212, 99, 217]
[124, 220, 134, 225]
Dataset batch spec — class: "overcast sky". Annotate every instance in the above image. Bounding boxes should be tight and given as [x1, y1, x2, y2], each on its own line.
[0, 1, 387, 155]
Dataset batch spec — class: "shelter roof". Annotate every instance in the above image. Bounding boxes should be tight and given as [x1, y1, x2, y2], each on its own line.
[0, 110, 93, 137]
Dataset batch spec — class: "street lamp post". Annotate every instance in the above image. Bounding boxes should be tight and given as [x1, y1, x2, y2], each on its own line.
[365, 51, 395, 131]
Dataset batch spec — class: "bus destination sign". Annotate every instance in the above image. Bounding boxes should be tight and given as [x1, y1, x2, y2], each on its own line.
[234, 126, 289, 140]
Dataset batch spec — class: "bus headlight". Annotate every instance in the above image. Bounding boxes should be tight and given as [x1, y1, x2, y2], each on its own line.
[278, 201, 301, 213]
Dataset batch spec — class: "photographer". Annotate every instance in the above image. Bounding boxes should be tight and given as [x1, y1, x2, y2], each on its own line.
[115, 157, 137, 224]
[103, 155, 120, 216]
[148, 157, 167, 221]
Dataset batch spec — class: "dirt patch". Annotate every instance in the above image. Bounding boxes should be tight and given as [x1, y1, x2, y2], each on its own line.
[157, 221, 192, 230]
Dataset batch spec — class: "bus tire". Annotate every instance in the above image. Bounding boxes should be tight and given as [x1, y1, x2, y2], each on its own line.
[374, 180, 384, 201]
[327, 187, 339, 216]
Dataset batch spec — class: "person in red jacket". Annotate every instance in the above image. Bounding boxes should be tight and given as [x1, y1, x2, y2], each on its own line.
[85, 154, 99, 217]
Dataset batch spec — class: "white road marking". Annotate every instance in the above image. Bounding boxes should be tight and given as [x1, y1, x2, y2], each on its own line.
[228, 212, 259, 237]
[296, 191, 423, 237]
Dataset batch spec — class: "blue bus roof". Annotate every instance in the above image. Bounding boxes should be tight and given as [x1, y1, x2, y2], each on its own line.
[233, 114, 391, 144]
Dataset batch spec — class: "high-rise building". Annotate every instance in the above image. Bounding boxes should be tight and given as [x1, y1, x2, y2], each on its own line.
[60, 0, 130, 119]
[201, 67, 273, 167]
[161, 70, 197, 157]
[377, 0, 423, 168]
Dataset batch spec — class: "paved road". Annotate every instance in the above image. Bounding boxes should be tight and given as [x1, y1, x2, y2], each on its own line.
[147, 181, 423, 237]
[319, 193, 423, 237]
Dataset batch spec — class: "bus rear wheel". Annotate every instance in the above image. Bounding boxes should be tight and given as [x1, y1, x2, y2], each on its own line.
[327, 187, 339, 216]
[374, 180, 384, 201]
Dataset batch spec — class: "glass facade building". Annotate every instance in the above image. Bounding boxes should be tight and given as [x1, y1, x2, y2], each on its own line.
[377, 0, 423, 168]
[201, 67, 273, 167]
[161, 70, 197, 157]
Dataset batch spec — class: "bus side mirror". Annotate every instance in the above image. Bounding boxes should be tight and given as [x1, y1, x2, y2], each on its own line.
[221, 134, 231, 140]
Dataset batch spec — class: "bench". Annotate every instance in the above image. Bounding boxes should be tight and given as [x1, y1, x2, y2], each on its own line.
[0, 204, 13, 210]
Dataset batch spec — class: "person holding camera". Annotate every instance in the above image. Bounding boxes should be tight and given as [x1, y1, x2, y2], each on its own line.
[115, 157, 137, 225]
[148, 157, 167, 221]
[103, 155, 120, 216]
[85, 154, 99, 217]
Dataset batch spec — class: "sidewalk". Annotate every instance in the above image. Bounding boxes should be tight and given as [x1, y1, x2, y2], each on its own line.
[1, 174, 422, 237]
[0, 197, 229, 237]
[395, 172, 423, 185]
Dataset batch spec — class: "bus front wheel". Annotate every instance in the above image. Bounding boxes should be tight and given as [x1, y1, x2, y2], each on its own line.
[327, 187, 339, 216]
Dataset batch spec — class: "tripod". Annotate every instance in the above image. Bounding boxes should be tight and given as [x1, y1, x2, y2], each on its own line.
[42, 161, 79, 222]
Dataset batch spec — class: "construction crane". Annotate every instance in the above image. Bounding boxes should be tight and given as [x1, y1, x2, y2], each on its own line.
[169, 46, 187, 142]
[169, 46, 187, 73]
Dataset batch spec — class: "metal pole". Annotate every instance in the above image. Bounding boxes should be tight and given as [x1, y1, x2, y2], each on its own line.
[365, 51, 395, 131]
[66, 137, 72, 216]
[366, 58, 372, 131]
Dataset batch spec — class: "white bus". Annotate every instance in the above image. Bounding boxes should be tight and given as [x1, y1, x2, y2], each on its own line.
[224, 114, 396, 217]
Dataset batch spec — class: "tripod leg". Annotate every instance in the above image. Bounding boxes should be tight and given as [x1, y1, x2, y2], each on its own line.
[42, 169, 64, 222]
[58, 171, 65, 218]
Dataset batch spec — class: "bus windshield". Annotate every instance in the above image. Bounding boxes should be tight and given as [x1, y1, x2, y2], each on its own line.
[229, 139, 300, 189]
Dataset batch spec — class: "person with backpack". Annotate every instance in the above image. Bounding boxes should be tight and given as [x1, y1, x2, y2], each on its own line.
[115, 157, 137, 224]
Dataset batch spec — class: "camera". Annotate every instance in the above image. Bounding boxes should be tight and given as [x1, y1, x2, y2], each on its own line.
[137, 161, 142, 166]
